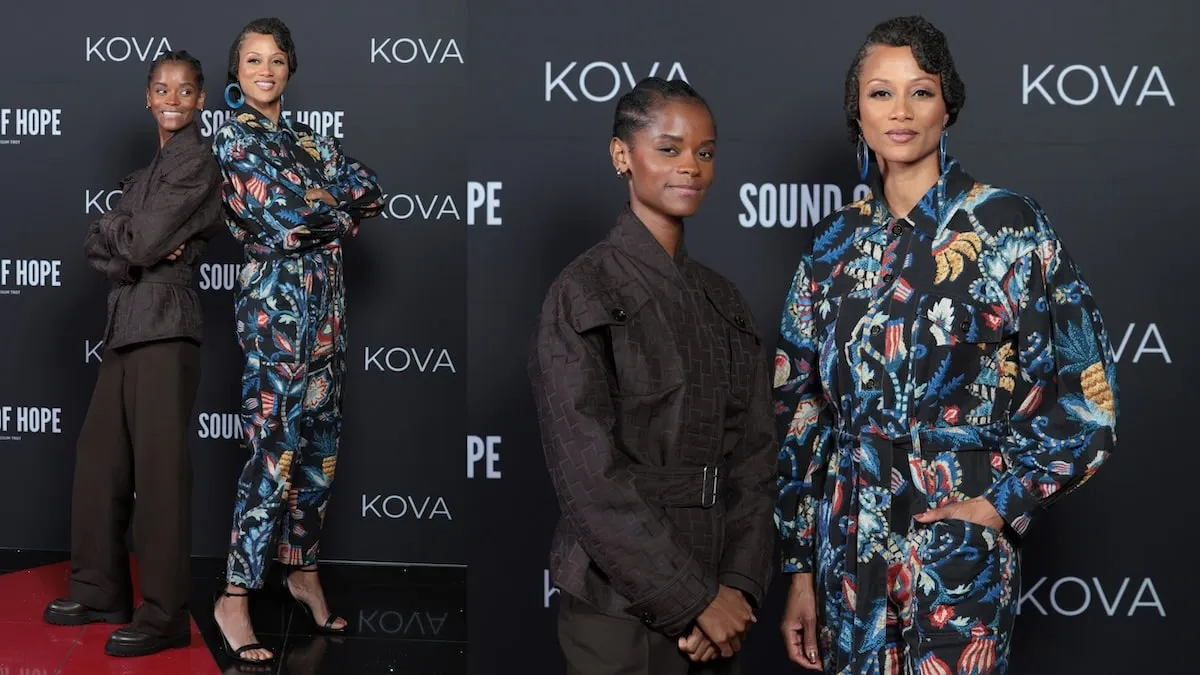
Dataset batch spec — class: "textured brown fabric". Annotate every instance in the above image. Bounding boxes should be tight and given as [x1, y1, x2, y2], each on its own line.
[68, 340, 201, 636]
[83, 124, 223, 350]
[529, 206, 779, 637]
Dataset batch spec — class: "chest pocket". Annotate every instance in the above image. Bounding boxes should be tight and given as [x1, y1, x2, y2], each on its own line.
[910, 293, 1010, 427]
[705, 290, 762, 404]
[571, 282, 685, 398]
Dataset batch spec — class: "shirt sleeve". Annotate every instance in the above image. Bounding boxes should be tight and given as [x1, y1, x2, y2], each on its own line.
[101, 155, 221, 267]
[212, 123, 356, 254]
[83, 218, 132, 284]
[717, 310, 779, 607]
[528, 281, 719, 635]
[773, 253, 836, 574]
[983, 203, 1119, 536]
[314, 134, 384, 219]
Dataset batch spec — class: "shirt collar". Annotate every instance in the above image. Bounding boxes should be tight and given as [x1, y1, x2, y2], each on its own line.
[233, 105, 299, 138]
[608, 204, 689, 277]
[862, 156, 976, 237]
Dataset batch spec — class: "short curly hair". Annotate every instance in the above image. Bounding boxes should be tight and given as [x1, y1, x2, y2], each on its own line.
[227, 17, 297, 86]
[843, 16, 965, 143]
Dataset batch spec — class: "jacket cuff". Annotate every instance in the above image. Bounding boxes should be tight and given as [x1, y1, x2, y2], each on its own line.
[983, 472, 1041, 537]
[623, 564, 718, 636]
[719, 571, 765, 609]
[779, 535, 814, 574]
[326, 183, 352, 209]
[107, 260, 136, 285]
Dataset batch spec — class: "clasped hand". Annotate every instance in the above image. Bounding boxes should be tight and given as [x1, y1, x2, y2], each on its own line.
[305, 187, 337, 207]
[677, 585, 756, 662]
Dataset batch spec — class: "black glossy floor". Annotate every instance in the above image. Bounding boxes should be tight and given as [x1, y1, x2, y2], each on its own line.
[0, 549, 467, 675]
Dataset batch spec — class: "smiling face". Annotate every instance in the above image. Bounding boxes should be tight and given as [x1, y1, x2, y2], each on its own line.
[145, 61, 204, 135]
[611, 99, 716, 224]
[856, 44, 949, 171]
[235, 32, 289, 111]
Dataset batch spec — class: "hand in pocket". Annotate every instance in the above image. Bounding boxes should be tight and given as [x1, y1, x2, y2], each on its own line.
[914, 496, 1003, 531]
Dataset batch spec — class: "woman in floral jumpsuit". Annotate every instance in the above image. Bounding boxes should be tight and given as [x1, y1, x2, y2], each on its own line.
[209, 17, 383, 666]
[774, 16, 1119, 675]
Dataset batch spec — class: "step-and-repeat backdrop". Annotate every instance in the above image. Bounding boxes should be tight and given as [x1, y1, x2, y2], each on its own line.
[467, 2, 1193, 673]
[0, 1, 1193, 672]
[0, 3, 468, 566]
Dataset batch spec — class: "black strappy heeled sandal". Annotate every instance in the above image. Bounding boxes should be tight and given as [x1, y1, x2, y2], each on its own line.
[214, 588, 277, 667]
[280, 565, 347, 634]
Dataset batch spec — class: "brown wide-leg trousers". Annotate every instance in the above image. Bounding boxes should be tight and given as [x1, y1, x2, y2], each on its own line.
[557, 593, 742, 675]
[67, 339, 200, 636]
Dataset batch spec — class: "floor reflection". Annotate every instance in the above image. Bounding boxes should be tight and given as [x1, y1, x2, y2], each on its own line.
[0, 550, 466, 675]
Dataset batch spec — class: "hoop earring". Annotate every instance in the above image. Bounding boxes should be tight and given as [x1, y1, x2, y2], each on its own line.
[939, 130, 948, 174]
[856, 135, 870, 181]
[224, 83, 244, 109]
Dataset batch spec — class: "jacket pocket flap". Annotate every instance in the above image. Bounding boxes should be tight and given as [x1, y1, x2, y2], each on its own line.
[570, 282, 653, 333]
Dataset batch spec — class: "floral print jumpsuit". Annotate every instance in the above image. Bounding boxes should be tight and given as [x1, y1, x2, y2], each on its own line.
[212, 109, 383, 587]
[774, 158, 1118, 674]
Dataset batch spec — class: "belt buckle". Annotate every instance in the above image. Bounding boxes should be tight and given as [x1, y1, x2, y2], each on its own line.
[701, 466, 719, 508]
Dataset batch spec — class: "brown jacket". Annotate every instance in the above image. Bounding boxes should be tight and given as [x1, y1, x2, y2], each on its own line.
[84, 124, 223, 350]
[528, 207, 779, 636]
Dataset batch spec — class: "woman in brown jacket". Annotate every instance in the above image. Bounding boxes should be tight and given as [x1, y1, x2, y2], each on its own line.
[528, 77, 778, 675]
[42, 50, 223, 659]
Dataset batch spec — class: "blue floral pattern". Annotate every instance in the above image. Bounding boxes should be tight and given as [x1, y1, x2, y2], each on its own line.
[773, 158, 1118, 672]
[213, 109, 382, 586]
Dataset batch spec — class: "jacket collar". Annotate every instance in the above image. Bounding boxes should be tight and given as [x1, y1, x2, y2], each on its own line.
[862, 156, 976, 238]
[121, 123, 204, 196]
[608, 204, 689, 278]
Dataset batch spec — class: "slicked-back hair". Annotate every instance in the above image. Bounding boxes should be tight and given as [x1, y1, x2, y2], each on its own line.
[844, 15, 965, 142]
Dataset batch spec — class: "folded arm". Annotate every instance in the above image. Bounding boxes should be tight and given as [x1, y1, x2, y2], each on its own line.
[313, 134, 384, 220]
[102, 155, 222, 267]
[212, 123, 356, 254]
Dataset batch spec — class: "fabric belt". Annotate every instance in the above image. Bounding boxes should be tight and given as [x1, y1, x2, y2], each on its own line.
[138, 264, 192, 286]
[630, 464, 726, 508]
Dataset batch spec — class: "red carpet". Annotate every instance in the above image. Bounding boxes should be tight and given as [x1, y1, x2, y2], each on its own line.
[0, 557, 220, 674]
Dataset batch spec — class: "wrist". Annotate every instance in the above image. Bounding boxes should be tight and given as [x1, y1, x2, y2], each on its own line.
[789, 572, 814, 591]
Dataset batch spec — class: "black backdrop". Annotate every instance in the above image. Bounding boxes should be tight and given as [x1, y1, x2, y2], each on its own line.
[467, 2, 1194, 674]
[0, 1, 1195, 673]
[0, 2, 468, 565]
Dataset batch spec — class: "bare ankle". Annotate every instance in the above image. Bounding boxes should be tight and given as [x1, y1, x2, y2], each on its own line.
[217, 587, 250, 611]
